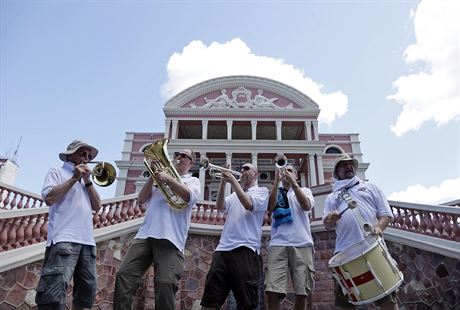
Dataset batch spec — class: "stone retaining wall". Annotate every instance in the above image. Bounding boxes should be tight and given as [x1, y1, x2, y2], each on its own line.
[0, 231, 459, 309]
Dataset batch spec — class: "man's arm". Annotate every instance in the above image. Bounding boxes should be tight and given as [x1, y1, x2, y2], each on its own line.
[159, 173, 192, 203]
[283, 171, 311, 211]
[81, 166, 102, 212]
[215, 179, 227, 211]
[292, 185, 312, 211]
[44, 177, 79, 206]
[138, 177, 155, 205]
[373, 215, 392, 236]
[323, 211, 341, 230]
[232, 180, 253, 211]
[267, 171, 280, 212]
[44, 164, 87, 206]
[85, 183, 102, 212]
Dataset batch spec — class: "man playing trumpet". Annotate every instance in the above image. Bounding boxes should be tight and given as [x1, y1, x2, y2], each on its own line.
[201, 162, 269, 310]
[265, 161, 315, 310]
[114, 149, 201, 310]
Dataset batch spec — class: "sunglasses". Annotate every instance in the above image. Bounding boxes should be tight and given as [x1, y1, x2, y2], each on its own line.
[241, 166, 251, 172]
[178, 153, 193, 162]
[79, 151, 91, 158]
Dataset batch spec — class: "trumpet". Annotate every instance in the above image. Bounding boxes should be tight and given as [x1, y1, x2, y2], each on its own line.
[87, 161, 117, 187]
[199, 157, 241, 181]
[275, 155, 289, 178]
[275, 155, 287, 169]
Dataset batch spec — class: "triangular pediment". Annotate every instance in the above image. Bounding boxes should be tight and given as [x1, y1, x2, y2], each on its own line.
[163, 76, 320, 118]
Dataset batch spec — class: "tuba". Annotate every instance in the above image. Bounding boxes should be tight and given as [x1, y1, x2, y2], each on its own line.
[143, 138, 188, 209]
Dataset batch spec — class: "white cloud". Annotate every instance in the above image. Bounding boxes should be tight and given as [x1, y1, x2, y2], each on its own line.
[388, 0, 460, 136]
[162, 38, 348, 125]
[388, 178, 460, 205]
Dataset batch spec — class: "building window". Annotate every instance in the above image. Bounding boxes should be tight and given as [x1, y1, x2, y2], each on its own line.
[325, 146, 342, 154]
[259, 172, 269, 180]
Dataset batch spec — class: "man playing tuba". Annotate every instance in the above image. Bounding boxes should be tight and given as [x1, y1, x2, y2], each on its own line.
[114, 148, 201, 310]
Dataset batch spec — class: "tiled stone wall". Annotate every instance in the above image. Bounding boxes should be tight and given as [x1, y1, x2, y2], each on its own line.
[0, 231, 459, 309]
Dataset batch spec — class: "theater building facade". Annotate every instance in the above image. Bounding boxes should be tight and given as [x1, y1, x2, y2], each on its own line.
[115, 75, 368, 218]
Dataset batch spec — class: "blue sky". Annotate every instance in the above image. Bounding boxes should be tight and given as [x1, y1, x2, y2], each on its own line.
[1, 0, 458, 202]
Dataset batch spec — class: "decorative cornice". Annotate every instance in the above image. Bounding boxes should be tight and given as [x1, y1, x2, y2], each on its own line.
[163, 76, 320, 117]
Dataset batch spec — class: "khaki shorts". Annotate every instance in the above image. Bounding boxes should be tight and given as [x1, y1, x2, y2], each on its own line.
[264, 246, 315, 297]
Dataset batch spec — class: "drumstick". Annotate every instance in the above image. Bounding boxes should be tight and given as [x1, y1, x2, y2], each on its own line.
[339, 200, 357, 216]
[339, 207, 349, 216]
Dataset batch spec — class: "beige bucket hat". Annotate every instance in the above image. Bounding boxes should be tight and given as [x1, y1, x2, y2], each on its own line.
[59, 140, 98, 162]
[333, 154, 358, 178]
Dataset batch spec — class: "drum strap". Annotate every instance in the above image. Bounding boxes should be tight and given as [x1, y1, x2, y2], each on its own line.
[338, 183, 373, 238]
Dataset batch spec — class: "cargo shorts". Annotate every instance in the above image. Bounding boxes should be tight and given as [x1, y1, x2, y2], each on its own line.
[35, 242, 97, 309]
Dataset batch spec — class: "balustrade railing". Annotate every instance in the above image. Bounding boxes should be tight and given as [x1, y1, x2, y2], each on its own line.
[0, 182, 46, 210]
[389, 200, 460, 241]
[1, 182, 459, 253]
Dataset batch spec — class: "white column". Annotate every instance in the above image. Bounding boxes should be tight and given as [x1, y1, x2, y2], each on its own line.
[317, 154, 325, 184]
[171, 120, 179, 140]
[225, 153, 232, 196]
[199, 154, 206, 200]
[309, 154, 317, 187]
[164, 120, 171, 139]
[313, 121, 319, 141]
[252, 152, 258, 185]
[305, 121, 312, 141]
[202, 120, 208, 140]
[227, 120, 233, 140]
[251, 120, 257, 140]
[251, 152, 258, 169]
[276, 121, 282, 140]
[300, 173, 307, 188]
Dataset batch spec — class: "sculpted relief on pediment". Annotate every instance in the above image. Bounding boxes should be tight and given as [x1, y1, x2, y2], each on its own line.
[189, 87, 294, 109]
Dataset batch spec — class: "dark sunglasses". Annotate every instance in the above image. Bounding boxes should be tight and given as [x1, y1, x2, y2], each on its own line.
[241, 166, 251, 172]
[178, 153, 193, 161]
[80, 151, 91, 158]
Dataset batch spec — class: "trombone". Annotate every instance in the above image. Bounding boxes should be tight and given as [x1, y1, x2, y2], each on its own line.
[87, 161, 117, 187]
[199, 157, 241, 181]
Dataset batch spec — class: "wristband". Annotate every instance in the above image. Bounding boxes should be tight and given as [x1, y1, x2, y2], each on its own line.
[85, 181, 93, 187]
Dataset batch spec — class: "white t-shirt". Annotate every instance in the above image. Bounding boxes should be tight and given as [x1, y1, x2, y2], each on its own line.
[216, 185, 269, 253]
[269, 187, 315, 247]
[41, 162, 96, 247]
[135, 174, 201, 253]
[323, 180, 393, 253]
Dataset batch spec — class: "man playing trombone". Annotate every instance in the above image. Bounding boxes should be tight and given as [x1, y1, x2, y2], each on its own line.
[114, 148, 200, 310]
[201, 162, 269, 310]
[36, 140, 102, 309]
[265, 161, 315, 310]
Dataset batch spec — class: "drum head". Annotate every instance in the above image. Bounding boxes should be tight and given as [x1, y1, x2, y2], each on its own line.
[329, 236, 381, 266]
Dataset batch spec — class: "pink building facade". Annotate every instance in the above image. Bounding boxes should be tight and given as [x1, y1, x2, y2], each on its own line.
[115, 75, 369, 218]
